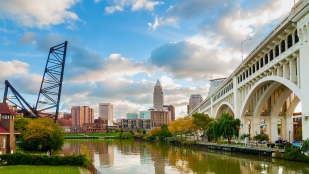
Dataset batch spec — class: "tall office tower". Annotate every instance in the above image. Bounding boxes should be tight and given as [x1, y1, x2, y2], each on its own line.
[99, 103, 114, 126]
[153, 79, 164, 110]
[208, 78, 226, 95]
[71, 106, 94, 129]
[189, 94, 203, 113]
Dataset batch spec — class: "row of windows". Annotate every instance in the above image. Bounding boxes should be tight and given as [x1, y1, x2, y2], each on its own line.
[213, 82, 233, 102]
[238, 30, 299, 83]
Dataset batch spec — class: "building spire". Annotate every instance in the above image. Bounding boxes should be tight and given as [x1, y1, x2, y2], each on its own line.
[155, 79, 161, 86]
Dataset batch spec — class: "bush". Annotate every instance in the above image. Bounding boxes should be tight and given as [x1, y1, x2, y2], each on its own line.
[240, 134, 251, 140]
[0, 153, 89, 167]
[120, 132, 134, 139]
[284, 147, 309, 162]
[302, 138, 309, 154]
[253, 134, 269, 142]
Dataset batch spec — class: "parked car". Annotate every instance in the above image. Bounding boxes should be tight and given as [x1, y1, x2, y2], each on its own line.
[258, 140, 267, 144]
[292, 141, 302, 148]
[275, 139, 291, 145]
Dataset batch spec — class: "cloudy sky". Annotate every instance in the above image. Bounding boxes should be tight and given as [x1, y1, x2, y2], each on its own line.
[0, 0, 297, 119]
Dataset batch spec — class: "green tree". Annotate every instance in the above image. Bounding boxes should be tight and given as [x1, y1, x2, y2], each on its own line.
[211, 113, 240, 144]
[296, 127, 302, 140]
[19, 118, 64, 153]
[14, 116, 31, 132]
[192, 113, 214, 136]
[159, 124, 172, 138]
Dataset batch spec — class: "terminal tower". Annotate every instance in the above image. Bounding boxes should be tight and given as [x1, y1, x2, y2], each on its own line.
[153, 79, 164, 110]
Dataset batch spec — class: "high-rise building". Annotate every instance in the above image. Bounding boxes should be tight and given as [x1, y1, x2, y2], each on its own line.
[164, 105, 175, 121]
[139, 111, 151, 119]
[189, 94, 203, 113]
[208, 78, 226, 95]
[127, 112, 139, 119]
[71, 106, 94, 131]
[153, 79, 164, 110]
[99, 103, 114, 126]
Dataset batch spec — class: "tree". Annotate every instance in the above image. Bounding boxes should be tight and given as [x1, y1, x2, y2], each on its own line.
[168, 116, 195, 141]
[210, 113, 241, 144]
[159, 124, 172, 138]
[14, 116, 31, 132]
[296, 127, 302, 140]
[192, 113, 214, 136]
[19, 118, 64, 153]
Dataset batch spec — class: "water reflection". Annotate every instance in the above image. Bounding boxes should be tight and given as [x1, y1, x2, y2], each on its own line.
[61, 140, 309, 174]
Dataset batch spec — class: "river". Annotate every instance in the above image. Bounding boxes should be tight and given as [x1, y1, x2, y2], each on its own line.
[61, 140, 309, 174]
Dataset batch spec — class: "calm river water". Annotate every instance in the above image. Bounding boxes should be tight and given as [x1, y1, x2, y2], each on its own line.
[61, 140, 309, 174]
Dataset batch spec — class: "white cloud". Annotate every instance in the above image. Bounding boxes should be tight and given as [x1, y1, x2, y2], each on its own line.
[0, 60, 29, 79]
[148, 14, 178, 30]
[0, 0, 79, 28]
[105, 0, 164, 14]
[94, 0, 101, 3]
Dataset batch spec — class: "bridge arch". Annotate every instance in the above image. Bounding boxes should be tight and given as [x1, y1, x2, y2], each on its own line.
[215, 101, 234, 118]
[203, 112, 211, 117]
[240, 76, 301, 118]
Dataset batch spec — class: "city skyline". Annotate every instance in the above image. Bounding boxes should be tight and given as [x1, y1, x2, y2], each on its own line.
[0, 0, 296, 119]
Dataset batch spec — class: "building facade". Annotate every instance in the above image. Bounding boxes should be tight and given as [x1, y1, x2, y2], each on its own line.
[71, 106, 94, 132]
[117, 119, 151, 131]
[208, 78, 226, 95]
[127, 112, 139, 119]
[153, 79, 164, 111]
[189, 94, 203, 113]
[150, 110, 170, 128]
[0, 103, 20, 154]
[164, 105, 175, 121]
[139, 111, 151, 119]
[99, 103, 114, 126]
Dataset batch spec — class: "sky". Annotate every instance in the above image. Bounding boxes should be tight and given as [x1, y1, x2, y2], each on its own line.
[0, 0, 297, 119]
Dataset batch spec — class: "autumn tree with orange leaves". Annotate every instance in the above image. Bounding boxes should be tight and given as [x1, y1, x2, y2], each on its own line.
[168, 116, 196, 141]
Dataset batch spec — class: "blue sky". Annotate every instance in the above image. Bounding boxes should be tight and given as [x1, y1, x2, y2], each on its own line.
[0, 0, 296, 118]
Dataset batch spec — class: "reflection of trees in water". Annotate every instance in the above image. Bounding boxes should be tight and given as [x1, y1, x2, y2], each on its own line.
[62, 140, 309, 173]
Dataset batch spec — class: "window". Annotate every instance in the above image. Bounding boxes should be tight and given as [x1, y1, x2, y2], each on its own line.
[294, 30, 299, 43]
[264, 54, 268, 64]
[275, 45, 280, 57]
[270, 50, 274, 61]
[281, 40, 286, 53]
[287, 34, 293, 48]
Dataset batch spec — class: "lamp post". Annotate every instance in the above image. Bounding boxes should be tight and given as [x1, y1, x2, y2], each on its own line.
[255, 131, 257, 146]
[241, 38, 252, 62]
[289, 131, 291, 142]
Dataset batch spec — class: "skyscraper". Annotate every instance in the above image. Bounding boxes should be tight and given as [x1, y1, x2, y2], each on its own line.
[71, 106, 94, 131]
[189, 94, 203, 113]
[99, 103, 114, 126]
[153, 79, 164, 110]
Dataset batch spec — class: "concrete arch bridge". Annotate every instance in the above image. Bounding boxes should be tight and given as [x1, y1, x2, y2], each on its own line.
[189, 0, 309, 142]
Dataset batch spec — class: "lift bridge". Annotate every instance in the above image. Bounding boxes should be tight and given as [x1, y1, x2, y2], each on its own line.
[2, 41, 68, 122]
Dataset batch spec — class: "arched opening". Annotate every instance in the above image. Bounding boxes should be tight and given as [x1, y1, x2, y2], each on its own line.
[294, 30, 299, 43]
[270, 50, 274, 61]
[215, 103, 234, 119]
[264, 54, 268, 65]
[256, 61, 260, 70]
[239, 76, 302, 142]
[260, 58, 264, 68]
[287, 34, 293, 48]
[275, 45, 280, 57]
[281, 40, 286, 53]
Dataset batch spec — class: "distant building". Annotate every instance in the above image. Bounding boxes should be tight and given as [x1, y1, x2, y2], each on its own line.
[127, 112, 139, 119]
[208, 78, 226, 95]
[99, 103, 114, 126]
[163, 105, 175, 121]
[117, 118, 151, 131]
[153, 79, 164, 110]
[139, 111, 151, 119]
[71, 106, 94, 132]
[189, 94, 203, 113]
[0, 103, 20, 154]
[63, 112, 72, 119]
[150, 110, 170, 127]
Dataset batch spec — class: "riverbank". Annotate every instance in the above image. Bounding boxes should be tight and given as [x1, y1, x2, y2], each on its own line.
[0, 165, 80, 174]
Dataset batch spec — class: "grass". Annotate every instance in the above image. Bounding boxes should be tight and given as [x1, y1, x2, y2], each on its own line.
[0, 165, 80, 174]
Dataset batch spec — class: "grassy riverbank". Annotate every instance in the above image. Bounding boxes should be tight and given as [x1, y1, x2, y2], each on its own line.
[0, 165, 80, 174]
[65, 132, 121, 137]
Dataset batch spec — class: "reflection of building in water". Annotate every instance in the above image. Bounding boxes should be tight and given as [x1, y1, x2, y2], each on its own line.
[99, 143, 114, 166]
[139, 144, 152, 164]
